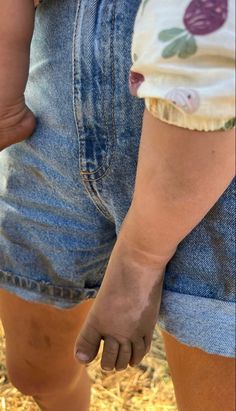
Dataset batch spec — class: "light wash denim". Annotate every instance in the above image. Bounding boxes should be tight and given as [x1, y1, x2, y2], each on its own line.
[0, 0, 235, 358]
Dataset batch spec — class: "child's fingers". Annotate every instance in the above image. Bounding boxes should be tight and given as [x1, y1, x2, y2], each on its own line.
[101, 336, 120, 371]
[75, 322, 101, 364]
[115, 341, 132, 371]
[129, 337, 146, 367]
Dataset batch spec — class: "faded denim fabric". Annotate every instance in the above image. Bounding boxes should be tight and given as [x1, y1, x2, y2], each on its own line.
[0, 0, 235, 357]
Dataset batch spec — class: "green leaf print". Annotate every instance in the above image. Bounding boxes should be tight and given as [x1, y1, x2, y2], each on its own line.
[178, 35, 197, 58]
[219, 118, 236, 131]
[224, 117, 236, 129]
[158, 28, 185, 42]
[162, 35, 189, 59]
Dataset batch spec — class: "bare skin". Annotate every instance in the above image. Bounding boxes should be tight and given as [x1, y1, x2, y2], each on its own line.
[0, 0, 36, 151]
[0, 113, 234, 406]
[75, 236, 173, 371]
[1, 291, 235, 411]
[0, 290, 94, 411]
[162, 330, 236, 411]
[75, 112, 235, 372]
[0, 1, 235, 408]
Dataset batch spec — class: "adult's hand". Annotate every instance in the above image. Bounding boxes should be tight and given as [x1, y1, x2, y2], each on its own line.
[0, 100, 36, 151]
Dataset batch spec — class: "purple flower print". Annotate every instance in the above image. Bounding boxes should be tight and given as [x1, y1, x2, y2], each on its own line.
[159, 0, 228, 59]
[184, 0, 228, 35]
[165, 88, 200, 114]
[129, 71, 145, 96]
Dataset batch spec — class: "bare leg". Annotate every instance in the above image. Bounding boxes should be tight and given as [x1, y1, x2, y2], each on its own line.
[33, 366, 91, 411]
[0, 289, 94, 411]
[161, 329, 235, 411]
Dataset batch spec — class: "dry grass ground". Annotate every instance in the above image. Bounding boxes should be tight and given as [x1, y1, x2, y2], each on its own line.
[0, 322, 177, 411]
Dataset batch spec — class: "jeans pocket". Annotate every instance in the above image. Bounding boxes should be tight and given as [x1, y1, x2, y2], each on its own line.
[73, 0, 118, 180]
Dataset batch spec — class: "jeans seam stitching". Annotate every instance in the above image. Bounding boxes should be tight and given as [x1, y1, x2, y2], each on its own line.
[82, 180, 115, 223]
[74, 0, 117, 177]
[72, 0, 87, 173]
[79, 0, 118, 181]
[0, 269, 105, 300]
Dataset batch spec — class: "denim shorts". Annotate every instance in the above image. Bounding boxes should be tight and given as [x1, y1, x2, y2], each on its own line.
[0, 0, 235, 358]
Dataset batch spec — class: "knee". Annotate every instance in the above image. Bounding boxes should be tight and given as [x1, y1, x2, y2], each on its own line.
[7, 363, 51, 397]
[7, 360, 82, 397]
[7, 366, 44, 397]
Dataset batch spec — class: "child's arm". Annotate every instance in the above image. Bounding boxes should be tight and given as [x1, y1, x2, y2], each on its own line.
[0, 0, 36, 151]
[74, 114, 235, 372]
[75, 0, 235, 372]
[124, 110, 235, 259]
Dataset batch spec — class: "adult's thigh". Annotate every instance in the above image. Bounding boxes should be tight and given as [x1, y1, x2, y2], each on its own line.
[161, 330, 235, 411]
[0, 290, 94, 396]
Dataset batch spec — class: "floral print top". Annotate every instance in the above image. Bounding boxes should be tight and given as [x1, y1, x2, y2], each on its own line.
[130, 0, 235, 131]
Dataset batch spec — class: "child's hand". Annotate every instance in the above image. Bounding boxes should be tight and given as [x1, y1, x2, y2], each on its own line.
[75, 212, 174, 372]
[0, 99, 36, 151]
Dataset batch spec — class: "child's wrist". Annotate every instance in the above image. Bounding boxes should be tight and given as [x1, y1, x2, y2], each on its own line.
[118, 208, 177, 267]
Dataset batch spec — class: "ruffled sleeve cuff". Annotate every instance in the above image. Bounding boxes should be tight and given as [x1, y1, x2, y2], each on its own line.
[129, 0, 235, 132]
